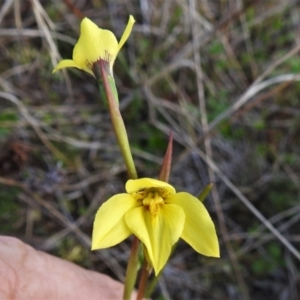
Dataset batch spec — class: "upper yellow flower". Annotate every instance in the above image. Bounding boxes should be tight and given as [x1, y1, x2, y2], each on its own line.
[92, 178, 219, 275]
[53, 15, 135, 77]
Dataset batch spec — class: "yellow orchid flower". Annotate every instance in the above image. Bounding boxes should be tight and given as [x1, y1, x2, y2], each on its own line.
[92, 178, 219, 275]
[53, 15, 135, 77]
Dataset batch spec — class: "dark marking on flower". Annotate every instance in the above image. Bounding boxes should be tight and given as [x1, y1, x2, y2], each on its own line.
[101, 51, 112, 76]
[91, 60, 101, 80]
[86, 59, 93, 70]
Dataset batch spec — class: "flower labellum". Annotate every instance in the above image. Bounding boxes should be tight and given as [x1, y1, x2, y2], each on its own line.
[53, 15, 135, 77]
[92, 178, 219, 275]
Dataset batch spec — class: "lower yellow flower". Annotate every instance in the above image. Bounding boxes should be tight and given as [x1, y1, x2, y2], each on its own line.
[92, 178, 219, 275]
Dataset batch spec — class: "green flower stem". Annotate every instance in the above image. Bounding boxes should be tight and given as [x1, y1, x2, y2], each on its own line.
[145, 272, 160, 298]
[136, 261, 149, 300]
[99, 60, 138, 180]
[198, 183, 213, 202]
[123, 236, 140, 300]
[99, 60, 140, 299]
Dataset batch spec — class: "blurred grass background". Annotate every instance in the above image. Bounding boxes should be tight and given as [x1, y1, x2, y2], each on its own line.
[1, 0, 300, 299]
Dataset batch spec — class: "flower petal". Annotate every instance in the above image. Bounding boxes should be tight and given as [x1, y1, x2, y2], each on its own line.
[170, 193, 219, 257]
[72, 18, 119, 73]
[125, 204, 185, 275]
[126, 178, 176, 194]
[92, 194, 138, 250]
[118, 15, 135, 51]
[53, 59, 83, 73]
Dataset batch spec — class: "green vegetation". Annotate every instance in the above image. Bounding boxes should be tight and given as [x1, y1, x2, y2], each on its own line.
[0, 1, 299, 299]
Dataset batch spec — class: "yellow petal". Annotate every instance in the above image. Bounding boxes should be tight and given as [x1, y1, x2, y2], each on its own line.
[72, 18, 118, 73]
[126, 178, 176, 194]
[53, 59, 87, 73]
[125, 204, 185, 275]
[170, 193, 219, 257]
[118, 15, 135, 51]
[92, 194, 137, 250]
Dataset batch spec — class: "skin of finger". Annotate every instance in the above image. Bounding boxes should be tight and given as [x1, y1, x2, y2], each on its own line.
[0, 236, 136, 299]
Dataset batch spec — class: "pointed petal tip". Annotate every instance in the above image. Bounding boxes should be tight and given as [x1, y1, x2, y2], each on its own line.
[206, 245, 220, 258]
[80, 17, 94, 28]
[52, 59, 80, 73]
[118, 15, 135, 51]
[91, 241, 106, 251]
[80, 17, 101, 36]
[129, 15, 136, 24]
[91, 244, 97, 251]
[52, 65, 62, 74]
[190, 237, 220, 259]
